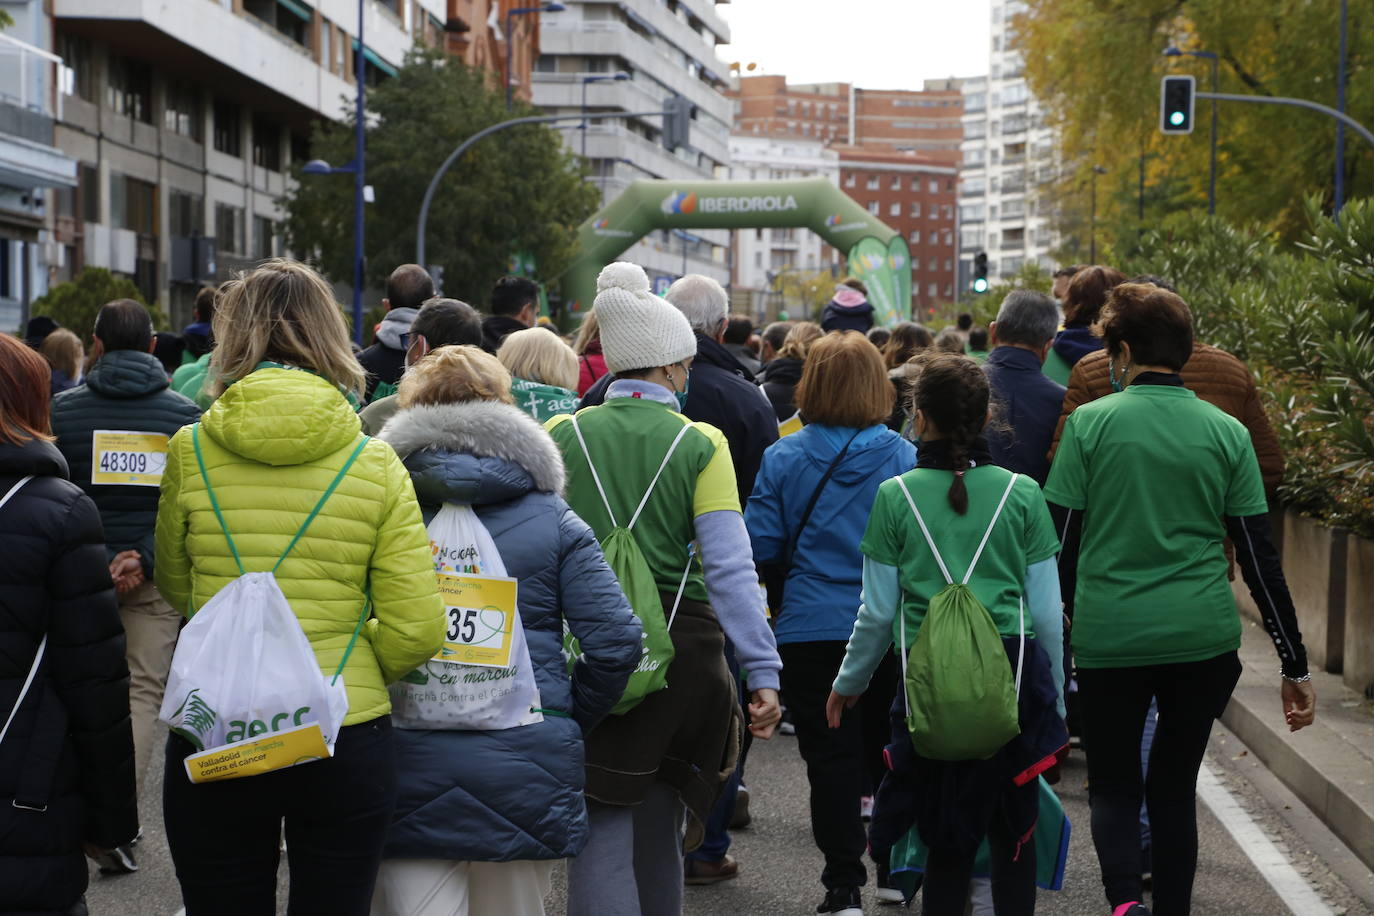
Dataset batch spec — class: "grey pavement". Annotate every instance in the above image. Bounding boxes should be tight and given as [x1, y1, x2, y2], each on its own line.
[89, 716, 1374, 915]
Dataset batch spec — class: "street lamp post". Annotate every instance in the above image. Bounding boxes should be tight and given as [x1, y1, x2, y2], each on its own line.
[1089, 164, 1107, 263]
[1163, 46, 1219, 215]
[506, 3, 565, 110]
[581, 71, 630, 159]
[302, 0, 367, 345]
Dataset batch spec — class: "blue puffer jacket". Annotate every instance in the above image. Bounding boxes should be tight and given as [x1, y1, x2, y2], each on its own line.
[746, 423, 916, 644]
[376, 399, 642, 862]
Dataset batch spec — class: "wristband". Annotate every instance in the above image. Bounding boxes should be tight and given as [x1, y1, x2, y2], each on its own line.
[1281, 671, 1312, 684]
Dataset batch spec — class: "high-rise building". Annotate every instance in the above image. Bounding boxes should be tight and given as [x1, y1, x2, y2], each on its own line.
[728, 134, 839, 322]
[532, 0, 734, 291]
[958, 0, 1058, 290]
[835, 146, 958, 314]
[731, 75, 963, 164]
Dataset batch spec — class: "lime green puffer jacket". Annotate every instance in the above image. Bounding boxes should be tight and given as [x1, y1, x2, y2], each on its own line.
[154, 366, 445, 726]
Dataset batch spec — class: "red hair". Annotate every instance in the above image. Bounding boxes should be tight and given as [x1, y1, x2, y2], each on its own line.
[0, 333, 54, 445]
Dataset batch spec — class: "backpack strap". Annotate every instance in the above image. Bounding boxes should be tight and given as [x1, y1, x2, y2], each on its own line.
[568, 414, 619, 528]
[964, 473, 1020, 584]
[627, 423, 693, 532]
[193, 424, 246, 576]
[273, 436, 371, 573]
[665, 543, 696, 632]
[894, 476, 954, 586]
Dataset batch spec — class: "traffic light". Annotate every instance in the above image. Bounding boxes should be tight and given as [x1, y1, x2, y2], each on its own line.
[662, 95, 695, 152]
[1160, 75, 1196, 134]
[972, 251, 989, 294]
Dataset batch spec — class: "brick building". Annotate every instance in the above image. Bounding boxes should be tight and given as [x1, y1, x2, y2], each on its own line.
[445, 0, 546, 104]
[834, 145, 958, 313]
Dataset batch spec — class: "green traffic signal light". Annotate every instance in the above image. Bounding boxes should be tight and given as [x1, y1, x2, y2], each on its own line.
[1169, 111, 1185, 126]
[1160, 75, 1195, 134]
[972, 277, 989, 294]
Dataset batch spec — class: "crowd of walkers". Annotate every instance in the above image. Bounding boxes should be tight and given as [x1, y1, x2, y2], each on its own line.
[0, 256, 1316, 916]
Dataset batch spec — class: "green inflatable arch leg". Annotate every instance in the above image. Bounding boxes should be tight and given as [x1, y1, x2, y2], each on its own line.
[554, 177, 912, 326]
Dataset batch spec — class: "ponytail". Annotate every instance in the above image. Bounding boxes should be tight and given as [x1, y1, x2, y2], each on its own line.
[911, 354, 989, 515]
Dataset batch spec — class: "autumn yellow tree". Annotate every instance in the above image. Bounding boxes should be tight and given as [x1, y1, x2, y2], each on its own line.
[1017, 0, 1373, 257]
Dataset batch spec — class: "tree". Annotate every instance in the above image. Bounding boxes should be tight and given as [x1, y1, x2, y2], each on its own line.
[282, 49, 600, 308]
[29, 268, 153, 340]
[772, 269, 838, 322]
[1018, 0, 1374, 253]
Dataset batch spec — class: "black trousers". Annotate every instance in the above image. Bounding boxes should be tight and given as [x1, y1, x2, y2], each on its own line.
[780, 640, 898, 891]
[1077, 651, 1242, 915]
[920, 776, 1038, 916]
[163, 717, 398, 916]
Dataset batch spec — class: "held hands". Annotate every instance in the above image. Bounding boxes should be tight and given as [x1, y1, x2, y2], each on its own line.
[1282, 679, 1316, 732]
[748, 688, 782, 740]
[825, 689, 859, 729]
[108, 550, 144, 595]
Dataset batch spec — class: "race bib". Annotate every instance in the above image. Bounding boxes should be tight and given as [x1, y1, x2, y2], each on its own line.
[435, 574, 518, 669]
[91, 430, 169, 486]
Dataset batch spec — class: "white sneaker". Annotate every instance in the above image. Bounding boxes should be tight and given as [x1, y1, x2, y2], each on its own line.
[860, 795, 874, 821]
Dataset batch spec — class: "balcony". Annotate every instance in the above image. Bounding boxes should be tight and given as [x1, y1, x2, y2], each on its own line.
[0, 34, 77, 194]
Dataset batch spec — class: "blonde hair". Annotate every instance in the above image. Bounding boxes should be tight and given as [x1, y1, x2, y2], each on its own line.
[573, 310, 600, 356]
[209, 259, 365, 399]
[795, 331, 893, 427]
[497, 327, 578, 391]
[398, 345, 513, 408]
[40, 329, 84, 379]
[777, 321, 823, 360]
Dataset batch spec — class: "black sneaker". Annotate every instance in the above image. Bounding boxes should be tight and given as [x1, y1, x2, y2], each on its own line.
[96, 844, 138, 875]
[817, 886, 863, 915]
[874, 863, 904, 905]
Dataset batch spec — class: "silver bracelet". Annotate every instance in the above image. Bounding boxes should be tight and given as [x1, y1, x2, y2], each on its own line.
[1282, 671, 1313, 684]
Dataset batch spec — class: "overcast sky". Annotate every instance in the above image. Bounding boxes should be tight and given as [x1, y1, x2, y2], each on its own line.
[717, 0, 992, 91]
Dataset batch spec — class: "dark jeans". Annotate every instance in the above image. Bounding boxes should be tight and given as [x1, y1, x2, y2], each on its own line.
[164, 717, 398, 916]
[780, 640, 898, 891]
[1077, 651, 1242, 915]
[921, 776, 1038, 916]
[687, 642, 746, 864]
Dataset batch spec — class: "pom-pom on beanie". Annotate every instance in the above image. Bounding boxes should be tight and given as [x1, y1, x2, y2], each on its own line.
[594, 261, 698, 375]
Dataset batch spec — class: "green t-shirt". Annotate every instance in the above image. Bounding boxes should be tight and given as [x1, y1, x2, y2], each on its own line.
[860, 465, 1059, 649]
[1041, 347, 1072, 385]
[1043, 384, 1269, 669]
[547, 398, 739, 603]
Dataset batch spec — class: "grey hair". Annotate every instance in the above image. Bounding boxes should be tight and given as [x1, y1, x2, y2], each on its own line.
[665, 274, 728, 336]
[994, 290, 1061, 348]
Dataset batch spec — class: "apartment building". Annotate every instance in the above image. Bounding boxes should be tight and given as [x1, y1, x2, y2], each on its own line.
[531, 0, 735, 291]
[836, 145, 957, 313]
[957, 0, 1058, 288]
[731, 74, 963, 164]
[728, 134, 839, 321]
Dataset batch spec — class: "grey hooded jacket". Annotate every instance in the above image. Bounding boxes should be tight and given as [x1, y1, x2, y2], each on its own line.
[377, 399, 641, 861]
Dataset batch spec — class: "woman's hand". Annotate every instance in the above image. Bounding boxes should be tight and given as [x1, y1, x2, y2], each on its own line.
[826, 690, 859, 729]
[748, 688, 781, 740]
[1282, 679, 1316, 732]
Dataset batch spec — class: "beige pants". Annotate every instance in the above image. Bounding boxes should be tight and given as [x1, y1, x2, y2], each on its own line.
[371, 859, 555, 916]
[118, 579, 181, 795]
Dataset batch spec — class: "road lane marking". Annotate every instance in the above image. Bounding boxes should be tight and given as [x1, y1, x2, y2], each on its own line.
[1197, 763, 1333, 915]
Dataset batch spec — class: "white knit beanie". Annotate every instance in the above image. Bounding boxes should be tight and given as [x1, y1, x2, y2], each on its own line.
[594, 262, 698, 375]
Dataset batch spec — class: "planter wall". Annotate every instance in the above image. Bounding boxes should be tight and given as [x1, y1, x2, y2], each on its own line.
[1344, 535, 1374, 697]
[1282, 512, 1347, 674]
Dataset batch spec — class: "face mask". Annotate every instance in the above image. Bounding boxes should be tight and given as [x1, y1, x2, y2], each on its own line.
[1108, 358, 1126, 393]
[666, 364, 690, 411]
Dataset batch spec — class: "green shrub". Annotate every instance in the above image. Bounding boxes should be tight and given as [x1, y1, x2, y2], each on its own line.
[29, 268, 164, 340]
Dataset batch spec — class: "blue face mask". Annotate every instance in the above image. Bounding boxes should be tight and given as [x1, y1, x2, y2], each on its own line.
[1108, 358, 1125, 393]
[671, 365, 691, 411]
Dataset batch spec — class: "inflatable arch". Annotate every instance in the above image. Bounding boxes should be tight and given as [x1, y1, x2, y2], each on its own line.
[556, 177, 913, 326]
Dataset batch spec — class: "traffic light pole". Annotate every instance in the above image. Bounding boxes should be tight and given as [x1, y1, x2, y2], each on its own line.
[415, 108, 678, 270]
[1195, 92, 1374, 150]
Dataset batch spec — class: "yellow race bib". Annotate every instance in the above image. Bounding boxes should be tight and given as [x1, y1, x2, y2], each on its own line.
[91, 430, 169, 486]
[434, 574, 518, 668]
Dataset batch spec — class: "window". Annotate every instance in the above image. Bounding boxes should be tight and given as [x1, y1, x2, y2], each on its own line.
[321, 19, 332, 71]
[844, 174, 856, 188]
[165, 84, 201, 140]
[168, 190, 204, 238]
[909, 229, 921, 244]
[214, 101, 242, 156]
[964, 92, 986, 112]
[215, 203, 245, 254]
[927, 283, 937, 297]
[253, 216, 276, 260]
[960, 203, 985, 222]
[80, 164, 100, 223]
[962, 177, 986, 195]
[110, 174, 157, 235]
[928, 179, 939, 194]
[252, 116, 282, 171]
[754, 251, 763, 268]
[928, 258, 938, 271]
[866, 176, 879, 190]
[106, 55, 152, 123]
[57, 33, 95, 102]
[909, 202, 921, 218]
[890, 176, 902, 190]
[245, 0, 312, 49]
[867, 201, 879, 214]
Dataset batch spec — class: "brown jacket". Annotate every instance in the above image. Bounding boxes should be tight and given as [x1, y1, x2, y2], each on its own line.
[1049, 343, 1284, 497]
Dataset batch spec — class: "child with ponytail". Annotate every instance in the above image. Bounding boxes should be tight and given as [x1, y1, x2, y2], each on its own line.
[826, 354, 1067, 915]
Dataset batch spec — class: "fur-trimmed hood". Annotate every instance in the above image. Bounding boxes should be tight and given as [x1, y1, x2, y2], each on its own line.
[379, 400, 566, 506]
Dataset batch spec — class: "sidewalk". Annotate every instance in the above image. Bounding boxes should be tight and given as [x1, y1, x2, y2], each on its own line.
[1224, 618, 1374, 872]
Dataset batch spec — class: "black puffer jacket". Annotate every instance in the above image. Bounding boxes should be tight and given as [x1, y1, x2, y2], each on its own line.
[51, 349, 201, 576]
[0, 438, 138, 915]
[759, 357, 804, 422]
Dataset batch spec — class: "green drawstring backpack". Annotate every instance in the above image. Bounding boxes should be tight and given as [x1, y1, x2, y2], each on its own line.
[895, 471, 1025, 761]
[563, 417, 696, 715]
